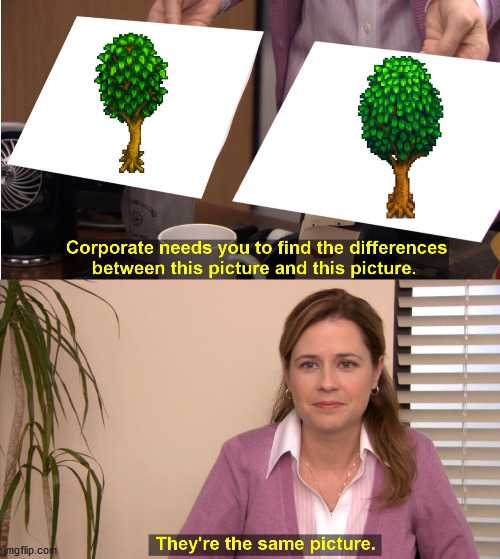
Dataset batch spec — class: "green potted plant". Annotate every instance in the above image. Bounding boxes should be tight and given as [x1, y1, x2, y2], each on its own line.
[0, 280, 118, 559]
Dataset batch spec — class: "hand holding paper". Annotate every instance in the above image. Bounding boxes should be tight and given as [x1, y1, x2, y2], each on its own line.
[422, 0, 490, 59]
[148, 0, 220, 26]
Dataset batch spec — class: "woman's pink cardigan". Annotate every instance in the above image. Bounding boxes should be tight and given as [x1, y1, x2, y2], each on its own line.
[180, 423, 478, 558]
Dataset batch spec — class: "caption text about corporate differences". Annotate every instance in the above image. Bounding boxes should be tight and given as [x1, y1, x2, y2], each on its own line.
[66, 239, 448, 279]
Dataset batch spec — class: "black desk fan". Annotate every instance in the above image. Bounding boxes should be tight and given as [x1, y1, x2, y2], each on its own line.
[1, 122, 73, 266]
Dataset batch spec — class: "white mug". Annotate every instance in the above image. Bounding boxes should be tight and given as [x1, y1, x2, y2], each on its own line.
[157, 223, 266, 279]
[122, 187, 196, 240]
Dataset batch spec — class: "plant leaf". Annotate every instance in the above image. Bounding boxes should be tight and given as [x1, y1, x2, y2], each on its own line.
[48, 456, 60, 556]
[0, 470, 22, 524]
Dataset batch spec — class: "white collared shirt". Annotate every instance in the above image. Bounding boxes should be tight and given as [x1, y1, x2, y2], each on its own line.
[266, 409, 383, 535]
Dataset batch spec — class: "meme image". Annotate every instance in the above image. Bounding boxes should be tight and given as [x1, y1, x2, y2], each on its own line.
[1, 1, 500, 559]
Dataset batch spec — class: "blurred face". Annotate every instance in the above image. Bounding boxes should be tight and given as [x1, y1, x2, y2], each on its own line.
[286, 318, 383, 436]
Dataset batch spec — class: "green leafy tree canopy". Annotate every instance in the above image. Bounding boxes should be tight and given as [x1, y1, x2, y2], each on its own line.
[95, 33, 168, 124]
[358, 56, 443, 165]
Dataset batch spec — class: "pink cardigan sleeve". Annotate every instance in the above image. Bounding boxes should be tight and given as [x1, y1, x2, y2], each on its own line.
[412, 436, 479, 559]
[489, 0, 500, 27]
[180, 439, 248, 536]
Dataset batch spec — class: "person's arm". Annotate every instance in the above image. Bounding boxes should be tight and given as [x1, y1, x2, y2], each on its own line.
[147, 0, 242, 25]
[412, 435, 479, 559]
[180, 438, 248, 536]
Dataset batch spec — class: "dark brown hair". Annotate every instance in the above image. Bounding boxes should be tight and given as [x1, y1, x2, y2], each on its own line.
[272, 288, 416, 509]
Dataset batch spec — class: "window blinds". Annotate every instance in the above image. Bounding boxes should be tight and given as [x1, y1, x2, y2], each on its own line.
[396, 280, 500, 558]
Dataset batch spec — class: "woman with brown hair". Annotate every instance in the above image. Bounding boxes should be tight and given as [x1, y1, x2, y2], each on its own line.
[180, 289, 477, 558]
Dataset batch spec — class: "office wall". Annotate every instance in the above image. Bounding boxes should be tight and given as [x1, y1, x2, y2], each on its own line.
[0, 280, 394, 557]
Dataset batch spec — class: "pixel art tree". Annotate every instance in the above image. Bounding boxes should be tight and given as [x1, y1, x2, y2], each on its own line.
[358, 56, 443, 218]
[95, 33, 168, 173]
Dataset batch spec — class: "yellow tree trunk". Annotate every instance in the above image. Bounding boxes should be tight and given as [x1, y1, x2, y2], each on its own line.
[387, 160, 415, 218]
[119, 119, 144, 173]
